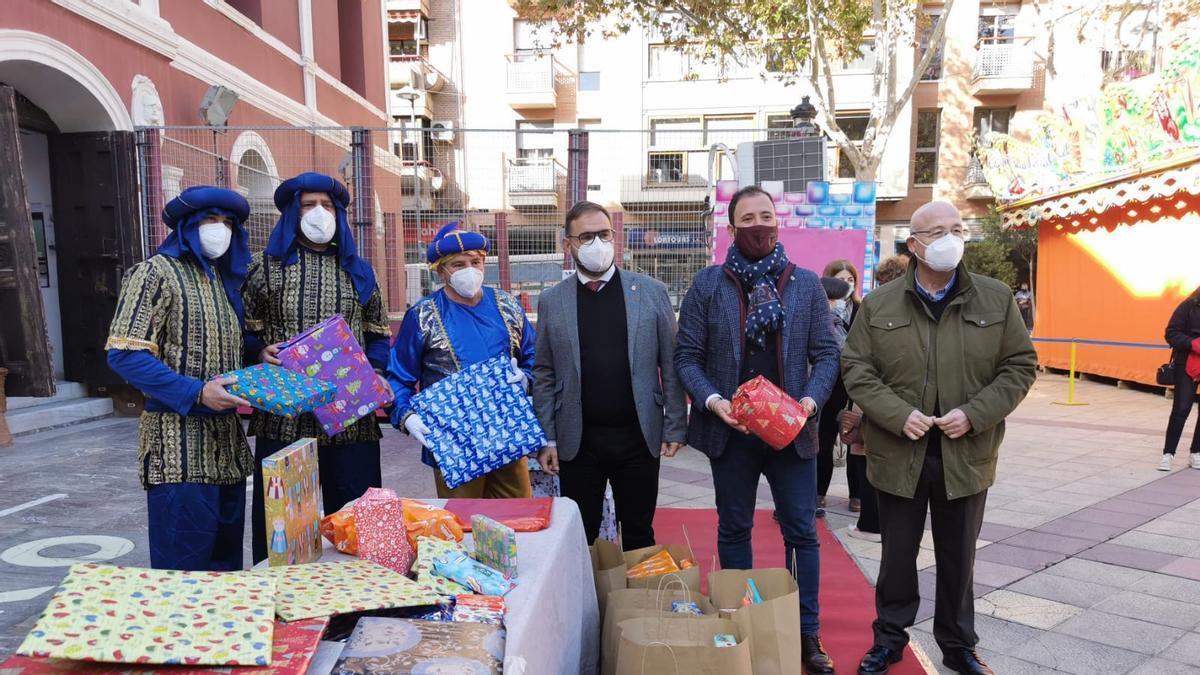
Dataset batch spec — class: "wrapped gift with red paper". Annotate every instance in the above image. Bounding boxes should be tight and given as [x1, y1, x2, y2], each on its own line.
[730, 375, 808, 450]
[278, 315, 394, 436]
[353, 488, 415, 575]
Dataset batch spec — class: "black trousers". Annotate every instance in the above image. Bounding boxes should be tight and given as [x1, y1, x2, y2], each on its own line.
[1164, 361, 1200, 455]
[251, 436, 382, 565]
[560, 422, 659, 551]
[874, 456, 987, 653]
[851, 454, 881, 534]
[816, 380, 863, 499]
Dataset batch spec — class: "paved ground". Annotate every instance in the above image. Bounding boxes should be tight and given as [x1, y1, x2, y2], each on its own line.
[1, 373, 1198, 673]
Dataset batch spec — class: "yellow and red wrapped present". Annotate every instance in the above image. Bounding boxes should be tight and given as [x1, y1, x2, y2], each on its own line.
[730, 375, 807, 450]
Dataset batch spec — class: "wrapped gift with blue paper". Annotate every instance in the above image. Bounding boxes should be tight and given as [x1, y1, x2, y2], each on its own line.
[409, 355, 547, 489]
[432, 552, 516, 596]
[221, 363, 337, 418]
[471, 515, 517, 578]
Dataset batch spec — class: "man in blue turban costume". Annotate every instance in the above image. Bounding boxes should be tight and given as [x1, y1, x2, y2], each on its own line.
[387, 221, 536, 497]
[243, 172, 391, 565]
[106, 185, 254, 571]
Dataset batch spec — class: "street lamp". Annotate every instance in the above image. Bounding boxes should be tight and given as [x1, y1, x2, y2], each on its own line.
[789, 95, 819, 138]
[395, 86, 421, 263]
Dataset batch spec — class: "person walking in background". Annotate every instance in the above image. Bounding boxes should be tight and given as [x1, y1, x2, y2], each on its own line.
[243, 173, 391, 565]
[388, 221, 537, 498]
[817, 260, 863, 517]
[1014, 282, 1033, 332]
[843, 202, 1036, 675]
[105, 186, 253, 571]
[837, 255, 910, 544]
[532, 201, 687, 550]
[1160, 285, 1200, 471]
[675, 185, 840, 673]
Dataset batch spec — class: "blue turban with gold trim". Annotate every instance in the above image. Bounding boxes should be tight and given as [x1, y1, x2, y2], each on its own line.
[426, 221, 489, 266]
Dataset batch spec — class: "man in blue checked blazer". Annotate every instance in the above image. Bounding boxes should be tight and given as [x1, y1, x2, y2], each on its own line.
[674, 185, 841, 674]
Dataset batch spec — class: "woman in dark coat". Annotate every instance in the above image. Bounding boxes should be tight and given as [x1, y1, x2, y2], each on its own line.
[1160, 285, 1200, 471]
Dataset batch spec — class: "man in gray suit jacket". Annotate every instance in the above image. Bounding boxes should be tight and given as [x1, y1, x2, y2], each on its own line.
[533, 201, 687, 550]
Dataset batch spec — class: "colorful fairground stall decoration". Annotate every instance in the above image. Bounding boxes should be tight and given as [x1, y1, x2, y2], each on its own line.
[980, 36, 1200, 386]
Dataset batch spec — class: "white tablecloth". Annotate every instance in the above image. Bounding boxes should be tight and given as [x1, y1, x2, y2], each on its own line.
[256, 497, 599, 675]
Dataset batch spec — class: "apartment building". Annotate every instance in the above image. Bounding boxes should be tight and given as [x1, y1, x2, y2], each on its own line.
[386, 0, 1166, 287]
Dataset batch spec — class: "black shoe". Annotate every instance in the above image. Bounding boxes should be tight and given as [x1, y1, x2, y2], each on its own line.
[816, 507, 826, 518]
[943, 649, 994, 675]
[857, 644, 902, 674]
[801, 634, 835, 673]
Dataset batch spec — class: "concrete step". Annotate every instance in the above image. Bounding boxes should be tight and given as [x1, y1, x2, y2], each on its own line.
[6, 396, 114, 436]
[7, 381, 89, 411]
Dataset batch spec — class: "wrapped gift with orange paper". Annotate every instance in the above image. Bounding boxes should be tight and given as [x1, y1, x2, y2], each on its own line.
[625, 549, 679, 579]
[400, 499, 464, 550]
[730, 375, 808, 450]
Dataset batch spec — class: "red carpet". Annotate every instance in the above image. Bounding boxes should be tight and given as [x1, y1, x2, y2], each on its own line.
[652, 508, 925, 675]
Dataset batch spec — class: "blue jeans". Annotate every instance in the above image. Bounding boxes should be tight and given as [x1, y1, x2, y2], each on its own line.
[711, 433, 821, 634]
[147, 482, 246, 571]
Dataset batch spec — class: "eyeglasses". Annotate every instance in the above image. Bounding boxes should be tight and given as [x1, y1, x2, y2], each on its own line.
[566, 229, 614, 245]
[911, 227, 967, 241]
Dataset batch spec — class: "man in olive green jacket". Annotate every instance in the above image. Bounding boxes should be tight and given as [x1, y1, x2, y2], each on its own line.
[843, 201, 1036, 675]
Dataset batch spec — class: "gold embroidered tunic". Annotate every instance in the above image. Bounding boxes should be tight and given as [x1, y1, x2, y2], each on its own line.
[243, 248, 389, 445]
[106, 255, 253, 488]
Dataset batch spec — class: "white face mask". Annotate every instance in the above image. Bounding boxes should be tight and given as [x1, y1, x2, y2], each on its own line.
[575, 237, 615, 275]
[198, 222, 232, 259]
[448, 266, 484, 299]
[915, 233, 965, 273]
[300, 206, 336, 245]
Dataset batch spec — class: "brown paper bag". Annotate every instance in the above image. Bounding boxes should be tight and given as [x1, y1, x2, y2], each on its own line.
[591, 539, 628, 622]
[708, 569, 802, 675]
[600, 581, 715, 675]
[622, 543, 700, 590]
[614, 616, 752, 675]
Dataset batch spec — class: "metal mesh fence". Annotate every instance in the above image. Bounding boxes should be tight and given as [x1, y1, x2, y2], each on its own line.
[136, 125, 799, 319]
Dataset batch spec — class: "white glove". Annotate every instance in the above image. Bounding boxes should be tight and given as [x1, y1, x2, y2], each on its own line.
[507, 356, 529, 393]
[404, 413, 431, 448]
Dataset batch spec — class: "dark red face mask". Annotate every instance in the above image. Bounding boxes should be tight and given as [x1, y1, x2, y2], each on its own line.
[733, 225, 777, 260]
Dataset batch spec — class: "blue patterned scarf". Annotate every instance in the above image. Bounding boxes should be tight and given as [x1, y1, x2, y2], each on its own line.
[724, 243, 789, 349]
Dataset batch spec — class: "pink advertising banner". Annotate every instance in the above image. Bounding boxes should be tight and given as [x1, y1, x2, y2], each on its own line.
[713, 227, 868, 278]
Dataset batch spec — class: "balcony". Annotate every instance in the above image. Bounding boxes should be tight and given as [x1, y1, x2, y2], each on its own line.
[971, 42, 1034, 96]
[506, 53, 557, 109]
[389, 56, 447, 118]
[508, 157, 562, 209]
[964, 156, 993, 201]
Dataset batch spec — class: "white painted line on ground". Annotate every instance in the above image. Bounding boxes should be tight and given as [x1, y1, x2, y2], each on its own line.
[0, 586, 55, 604]
[0, 494, 67, 518]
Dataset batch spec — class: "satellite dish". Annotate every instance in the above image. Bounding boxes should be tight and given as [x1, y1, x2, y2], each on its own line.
[199, 85, 239, 127]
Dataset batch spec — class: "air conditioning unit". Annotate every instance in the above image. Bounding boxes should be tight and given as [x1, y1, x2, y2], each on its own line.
[431, 121, 455, 143]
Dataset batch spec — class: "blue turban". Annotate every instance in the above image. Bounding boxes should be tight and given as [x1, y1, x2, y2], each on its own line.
[426, 221, 489, 266]
[157, 186, 251, 324]
[265, 172, 377, 305]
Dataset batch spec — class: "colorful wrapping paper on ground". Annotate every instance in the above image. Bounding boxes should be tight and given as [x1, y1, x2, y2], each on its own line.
[17, 564, 276, 666]
[354, 495, 415, 576]
[450, 596, 506, 626]
[444, 498, 552, 533]
[470, 515, 517, 579]
[331, 617, 503, 675]
[219, 364, 336, 418]
[278, 315, 393, 436]
[1, 618, 328, 675]
[254, 561, 438, 622]
[730, 375, 807, 450]
[261, 438, 323, 567]
[413, 537, 473, 597]
[409, 356, 547, 489]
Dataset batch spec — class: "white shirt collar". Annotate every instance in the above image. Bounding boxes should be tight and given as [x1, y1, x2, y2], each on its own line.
[576, 265, 617, 285]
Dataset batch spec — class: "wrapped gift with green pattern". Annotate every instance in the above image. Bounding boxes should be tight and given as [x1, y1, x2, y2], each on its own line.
[219, 363, 336, 418]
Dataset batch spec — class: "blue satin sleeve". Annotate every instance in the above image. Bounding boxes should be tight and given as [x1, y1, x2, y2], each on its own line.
[365, 333, 391, 372]
[386, 308, 424, 427]
[106, 349, 204, 417]
[518, 313, 536, 382]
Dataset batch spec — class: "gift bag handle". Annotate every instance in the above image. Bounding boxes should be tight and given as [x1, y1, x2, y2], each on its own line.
[653, 573, 691, 607]
[641, 642, 680, 675]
